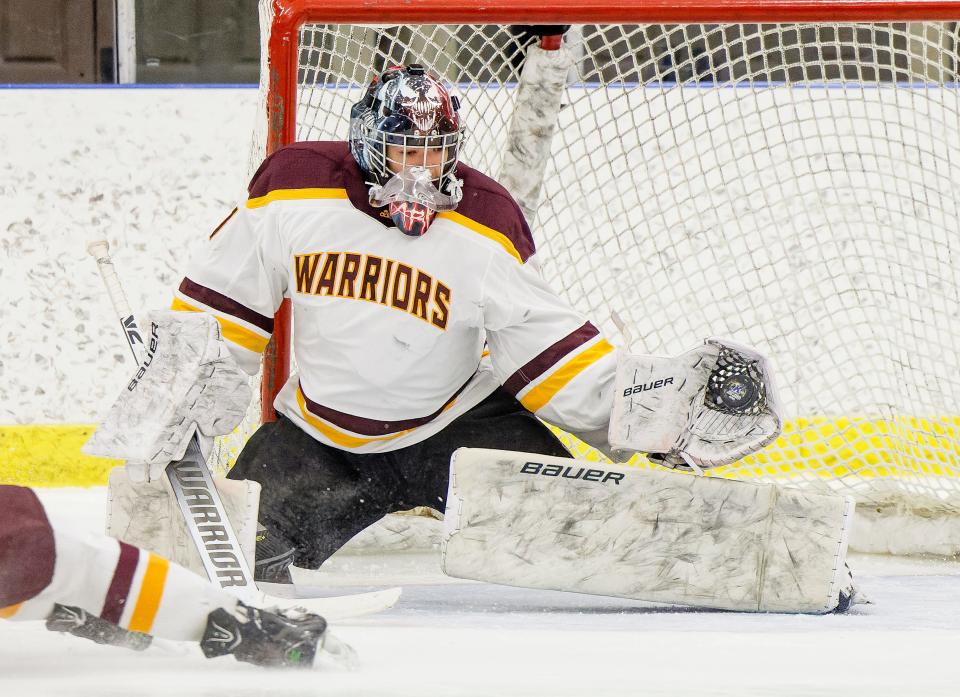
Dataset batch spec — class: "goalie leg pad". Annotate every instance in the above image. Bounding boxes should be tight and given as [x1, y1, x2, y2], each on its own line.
[441, 448, 854, 614]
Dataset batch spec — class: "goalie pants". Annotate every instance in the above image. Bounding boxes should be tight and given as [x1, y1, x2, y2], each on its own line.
[228, 388, 571, 576]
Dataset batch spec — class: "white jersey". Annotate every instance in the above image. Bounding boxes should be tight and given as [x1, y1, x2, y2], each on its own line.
[173, 142, 616, 453]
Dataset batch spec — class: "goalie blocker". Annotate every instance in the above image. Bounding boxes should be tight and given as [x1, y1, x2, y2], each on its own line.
[442, 448, 857, 614]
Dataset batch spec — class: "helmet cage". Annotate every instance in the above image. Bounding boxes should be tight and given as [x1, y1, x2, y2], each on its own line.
[361, 126, 462, 191]
[349, 65, 464, 196]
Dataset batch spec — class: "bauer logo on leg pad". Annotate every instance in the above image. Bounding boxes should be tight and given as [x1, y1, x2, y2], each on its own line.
[519, 461, 624, 485]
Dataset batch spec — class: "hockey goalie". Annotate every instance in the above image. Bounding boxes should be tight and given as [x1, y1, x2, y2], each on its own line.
[81, 63, 862, 617]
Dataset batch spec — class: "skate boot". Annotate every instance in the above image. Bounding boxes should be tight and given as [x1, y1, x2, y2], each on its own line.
[200, 602, 328, 668]
[834, 562, 870, 613]
[46, 603, 152, 651]
[253, 523, 296, 584]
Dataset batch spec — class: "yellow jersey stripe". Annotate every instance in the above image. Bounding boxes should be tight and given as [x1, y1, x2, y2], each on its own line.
[296, 387, 411, 449]
[438, 210, 523, 264]
[246, 188, 348, 209]
[127, 554, 169, 634]
[0, 603, 23, 619]
[520, 339, 615, 413]
[171, 298, 270, 354]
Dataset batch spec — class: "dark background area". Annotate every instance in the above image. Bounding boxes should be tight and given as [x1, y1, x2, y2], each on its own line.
[0, 0, 259, 84]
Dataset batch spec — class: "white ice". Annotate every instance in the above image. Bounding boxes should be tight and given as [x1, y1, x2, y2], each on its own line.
[0, 487, 957, 697]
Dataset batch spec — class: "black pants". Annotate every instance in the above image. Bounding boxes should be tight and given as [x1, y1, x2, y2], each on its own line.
[229, 389, 571, 575]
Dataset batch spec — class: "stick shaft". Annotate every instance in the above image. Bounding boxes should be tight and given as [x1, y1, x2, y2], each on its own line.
[88, 241, 144, 364]
[86, 240, 258, 597]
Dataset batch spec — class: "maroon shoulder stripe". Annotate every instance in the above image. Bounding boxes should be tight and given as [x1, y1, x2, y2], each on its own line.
[248, 141, 350, 198]
[300, 374, 475, 436]
[502, 322, 600, 396]
[178, 277, 274, 334]
[453, 164, 536, 263]
[101, 541, 140, 624]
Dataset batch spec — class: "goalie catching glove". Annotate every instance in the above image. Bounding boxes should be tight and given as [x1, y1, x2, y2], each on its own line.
[83, 310, 251, 483]
[608, 338, 782, 470]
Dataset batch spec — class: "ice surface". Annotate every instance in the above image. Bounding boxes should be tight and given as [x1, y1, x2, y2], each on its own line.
[0, 487, 957, 696]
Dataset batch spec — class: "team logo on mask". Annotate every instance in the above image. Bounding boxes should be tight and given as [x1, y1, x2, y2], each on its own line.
[389, 200, 436, 236]
[388, 76, 448, 134]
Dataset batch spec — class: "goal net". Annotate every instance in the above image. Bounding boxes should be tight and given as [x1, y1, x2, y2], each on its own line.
[215, 0, 960, 555]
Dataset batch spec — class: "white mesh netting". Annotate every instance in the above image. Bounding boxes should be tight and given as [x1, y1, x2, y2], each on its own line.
[218, 6, 960, 554]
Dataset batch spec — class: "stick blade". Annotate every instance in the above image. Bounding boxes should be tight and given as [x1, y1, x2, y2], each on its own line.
[257, 586, 402, 620]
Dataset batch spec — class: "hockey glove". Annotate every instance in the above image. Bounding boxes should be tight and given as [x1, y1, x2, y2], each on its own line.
[83, 310, 251, 483]
[607, 338, 782, 470]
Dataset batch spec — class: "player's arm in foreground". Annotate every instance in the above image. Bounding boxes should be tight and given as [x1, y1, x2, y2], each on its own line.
[0, 484, 350, 668]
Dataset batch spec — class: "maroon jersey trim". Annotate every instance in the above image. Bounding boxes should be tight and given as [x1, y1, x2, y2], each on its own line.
[245, 141, 535, 252]
[452, 166, 536, 263]
[246, 142, 392, 228]
[178, 277, 274, 334]
[299, 373, 476, 436]
[101, 541, 139, 624]
[209, 208, 237, 240]
[502, 322, 601, 396]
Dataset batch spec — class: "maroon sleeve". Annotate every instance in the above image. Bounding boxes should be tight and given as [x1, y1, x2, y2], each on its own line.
[0, 485, 56, 608]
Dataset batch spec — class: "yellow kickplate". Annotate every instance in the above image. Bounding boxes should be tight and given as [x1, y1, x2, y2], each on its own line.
[0, 425, 120, 487]
[552, 415, 960, 481]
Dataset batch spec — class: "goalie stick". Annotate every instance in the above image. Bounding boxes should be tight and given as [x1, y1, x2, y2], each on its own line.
[87, 239, 258, 594]
[86, 240, 401, 619]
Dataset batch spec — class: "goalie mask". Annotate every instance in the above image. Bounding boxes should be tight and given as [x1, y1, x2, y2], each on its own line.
[350, 64, 464, 236]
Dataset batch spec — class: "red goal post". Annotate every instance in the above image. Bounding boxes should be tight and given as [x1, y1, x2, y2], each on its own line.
[236, 0, 960, 555]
